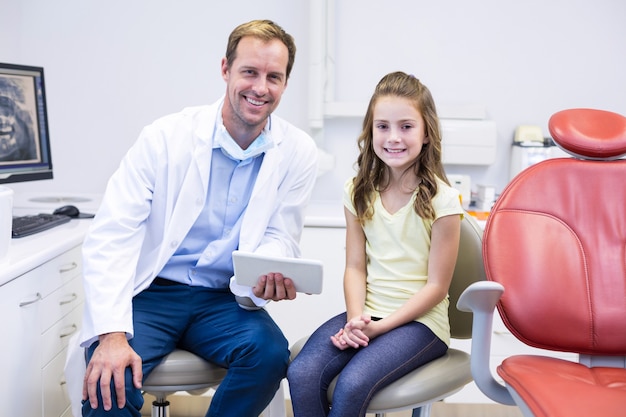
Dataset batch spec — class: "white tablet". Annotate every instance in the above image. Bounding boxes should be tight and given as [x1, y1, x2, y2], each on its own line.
[232, 250, 324, 294]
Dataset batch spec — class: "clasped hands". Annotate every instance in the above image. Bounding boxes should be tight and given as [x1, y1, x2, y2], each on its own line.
[331, 314, 377, 350]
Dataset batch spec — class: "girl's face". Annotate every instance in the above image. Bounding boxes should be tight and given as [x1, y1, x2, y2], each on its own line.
[372, 96, 429, 174]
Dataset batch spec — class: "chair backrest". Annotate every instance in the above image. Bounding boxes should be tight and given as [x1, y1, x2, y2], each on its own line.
[483, 108, 626, 356]
[449, 213, 486, 339]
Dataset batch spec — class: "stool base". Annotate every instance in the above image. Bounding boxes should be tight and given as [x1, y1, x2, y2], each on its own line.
[151, 399, 170, 417]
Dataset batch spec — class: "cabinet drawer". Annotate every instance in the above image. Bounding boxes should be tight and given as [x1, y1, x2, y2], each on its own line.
[43, 347, 71, 417]
[38, 245, 83, 299]
[41, 304, 83, 366]
[40, 275, 84, 333]
[0, 269, 43, 416]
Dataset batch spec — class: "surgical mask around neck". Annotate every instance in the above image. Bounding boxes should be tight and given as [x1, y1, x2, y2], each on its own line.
[216, 123, 274, 161]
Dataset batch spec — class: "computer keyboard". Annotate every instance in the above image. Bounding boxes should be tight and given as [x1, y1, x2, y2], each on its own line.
[12, 213, 72, 238]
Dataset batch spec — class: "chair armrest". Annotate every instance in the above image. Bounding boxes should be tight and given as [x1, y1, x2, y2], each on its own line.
[457, 281, 515, 405]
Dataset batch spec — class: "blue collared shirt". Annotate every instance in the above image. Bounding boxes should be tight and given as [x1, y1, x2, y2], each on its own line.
[157, 148, 263, 287]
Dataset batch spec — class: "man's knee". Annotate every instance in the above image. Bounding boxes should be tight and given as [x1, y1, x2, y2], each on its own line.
[81, 368, 144, 416]
[240, 333, 289, 382]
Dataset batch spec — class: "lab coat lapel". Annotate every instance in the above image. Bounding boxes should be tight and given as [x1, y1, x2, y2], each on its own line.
[157, 107, 215, 264]
[239, 145, 281, 251]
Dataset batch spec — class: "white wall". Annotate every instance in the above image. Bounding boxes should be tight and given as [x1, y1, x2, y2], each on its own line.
[2, 0, 310, 197]
[3, 0, 626, 201]
[312, 0, 626, 201]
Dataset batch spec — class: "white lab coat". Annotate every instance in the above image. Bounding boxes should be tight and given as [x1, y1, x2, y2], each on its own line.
[65, 98, 315, 417]
[79, 98, 318, 348]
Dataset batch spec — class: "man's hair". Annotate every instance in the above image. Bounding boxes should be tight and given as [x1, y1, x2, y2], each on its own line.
[225, 19, 296, 79]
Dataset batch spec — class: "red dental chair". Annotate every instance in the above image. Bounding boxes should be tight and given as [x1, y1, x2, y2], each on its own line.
[457, 108, 626, 417]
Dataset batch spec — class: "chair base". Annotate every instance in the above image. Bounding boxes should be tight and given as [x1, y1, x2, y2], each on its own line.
[143, 350, 225, 417]
[411, 405, 432, 417]
[371, 404, 431, 417]
[151, 398, 171, 417]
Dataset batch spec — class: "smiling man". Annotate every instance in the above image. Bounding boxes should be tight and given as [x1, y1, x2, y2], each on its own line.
[77, 20, 318, 417]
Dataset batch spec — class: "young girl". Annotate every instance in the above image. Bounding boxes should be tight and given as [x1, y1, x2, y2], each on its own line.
[287, 71, 463, 417]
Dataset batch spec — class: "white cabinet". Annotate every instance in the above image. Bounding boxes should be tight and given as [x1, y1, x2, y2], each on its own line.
[267, 226, 347, 348]
[1, 264, 42, 417]
[0, 244, 84, 417]
[41, 253, 84, 417]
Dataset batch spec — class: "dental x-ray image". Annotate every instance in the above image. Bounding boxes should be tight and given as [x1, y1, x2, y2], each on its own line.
[0, 75, 40, 163]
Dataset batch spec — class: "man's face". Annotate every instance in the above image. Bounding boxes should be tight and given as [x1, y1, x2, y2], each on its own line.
[221, 36, 289, 147]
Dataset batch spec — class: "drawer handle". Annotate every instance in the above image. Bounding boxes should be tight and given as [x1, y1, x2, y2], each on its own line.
[59, 262, 79, 273]
[60, 293, 79, 305]
[19, 293, 42, 307]
[60, 324, 78, 339]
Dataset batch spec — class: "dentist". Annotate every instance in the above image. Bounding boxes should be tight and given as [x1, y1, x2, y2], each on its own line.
[78, 19, 317, 417]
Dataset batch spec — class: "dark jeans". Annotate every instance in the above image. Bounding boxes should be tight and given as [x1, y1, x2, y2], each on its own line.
[82, 280, 289, 417]
[287, 312, 447, 417]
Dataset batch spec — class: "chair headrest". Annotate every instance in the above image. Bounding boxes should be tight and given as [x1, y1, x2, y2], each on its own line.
[548, 108, 626, 160]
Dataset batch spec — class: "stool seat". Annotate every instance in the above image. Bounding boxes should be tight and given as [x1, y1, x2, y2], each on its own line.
[143, 349, 227, 394]
[365, 349, 470, 412]
[142, 349, 286, 417]
[290, 339, 471, 414]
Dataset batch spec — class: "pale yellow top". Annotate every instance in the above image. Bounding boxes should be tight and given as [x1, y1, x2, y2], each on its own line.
[343, 178, 463, 345]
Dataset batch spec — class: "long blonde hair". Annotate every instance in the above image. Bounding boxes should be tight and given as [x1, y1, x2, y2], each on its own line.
[352, 71, 448, 223]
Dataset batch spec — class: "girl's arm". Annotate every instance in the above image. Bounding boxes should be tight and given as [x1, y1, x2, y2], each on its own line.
[366, 213, 461, 339]
[342, 206, 368, 320]
[331, 207, 370, 349]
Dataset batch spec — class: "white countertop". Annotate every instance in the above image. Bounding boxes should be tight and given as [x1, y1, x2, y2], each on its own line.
[0, 218, 92, 287]
[1, 195, 479, 286]
[11, 192, 103, 213]
[304, 200, 488, 229]
[1, 197, 346, 287]
[304, 200, 345, 228]
[1, 192, 98, 287]
[12, 192, 345, 226]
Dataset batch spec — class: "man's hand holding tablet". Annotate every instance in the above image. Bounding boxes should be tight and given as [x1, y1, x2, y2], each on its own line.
[232, 250, 324, 295]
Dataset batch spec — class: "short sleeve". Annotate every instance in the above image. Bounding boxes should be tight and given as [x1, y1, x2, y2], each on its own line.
[343, 177, 357, 216]
[433, 181, 464, 220]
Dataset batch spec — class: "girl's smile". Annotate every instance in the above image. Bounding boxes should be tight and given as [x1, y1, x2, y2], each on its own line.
[372, 96, 429, 172]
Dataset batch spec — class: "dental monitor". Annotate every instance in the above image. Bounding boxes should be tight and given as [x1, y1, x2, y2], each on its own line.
[0, 62, 53, 184]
